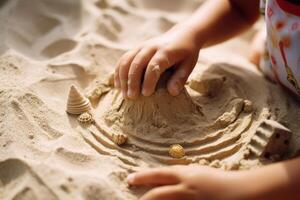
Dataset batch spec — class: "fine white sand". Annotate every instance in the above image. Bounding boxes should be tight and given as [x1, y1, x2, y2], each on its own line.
[0, 0, 300, 199]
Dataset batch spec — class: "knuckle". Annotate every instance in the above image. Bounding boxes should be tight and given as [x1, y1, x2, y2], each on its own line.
[119, 70, 128, 80]
[120, 51, 135, 64]
[120, 76, 128, 83]
[119, 59, 130, 68]
[156, 171, 174, 179]
[148, 65, 161, 78]
[146, 45, 157, 52]
[131, 61, 141, 68]
[128, 70, 139, 80]
[161, 46, 173, 54]
[153, 55, 170, 67]
[120, 52, 131, 60]
[150, 57, 162, 66]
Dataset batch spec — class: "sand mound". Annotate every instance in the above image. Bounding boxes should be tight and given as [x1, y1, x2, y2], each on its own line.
[103, 71, 203, 142]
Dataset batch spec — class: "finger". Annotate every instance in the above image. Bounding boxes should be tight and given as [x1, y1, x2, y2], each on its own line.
[141, 185, 193, 200]
[114, 64, 121, 89]
[118, 49, 141, 98]
[167, 55, 197, 96]
[142, 50, 176, 96]
[127, 48, 157, 99]
[127, 168, 180, 186]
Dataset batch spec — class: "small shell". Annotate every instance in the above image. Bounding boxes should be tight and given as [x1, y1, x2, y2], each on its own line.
[66, 85, 91, 115]
[224, 162, 240, 171]
[209, 160, 221, 168]
[169, 144, 185, 159]
[77, 112, 93, 124]
[198, 159, 210, 166]
[112, 134, 127, 145]
[243, 100, 253, 113]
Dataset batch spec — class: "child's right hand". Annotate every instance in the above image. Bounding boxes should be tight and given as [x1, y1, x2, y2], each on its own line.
[114, 24, 201, 99]
[127, 165, 243, 200]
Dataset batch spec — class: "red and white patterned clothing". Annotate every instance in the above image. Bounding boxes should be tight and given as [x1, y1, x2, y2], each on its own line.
[262, 0, 300, 96]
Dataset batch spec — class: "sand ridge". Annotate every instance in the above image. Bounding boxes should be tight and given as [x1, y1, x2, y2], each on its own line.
[0, 0, 300, 200]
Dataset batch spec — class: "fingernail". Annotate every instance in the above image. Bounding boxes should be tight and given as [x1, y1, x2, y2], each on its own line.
[115, 80, 120, 88]
[142, 88, 150, 96]
[152, 65, 161, 78]
[170, 82, 180, 96]
[127, 89, 135, 99]
[122, 90, 127, 98]
[127, 173, 136, 184]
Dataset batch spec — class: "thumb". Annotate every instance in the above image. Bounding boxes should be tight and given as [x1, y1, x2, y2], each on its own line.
[127, 168, 180, 186]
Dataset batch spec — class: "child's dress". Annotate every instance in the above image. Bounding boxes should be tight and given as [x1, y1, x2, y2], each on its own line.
[261, 0, 300, 96]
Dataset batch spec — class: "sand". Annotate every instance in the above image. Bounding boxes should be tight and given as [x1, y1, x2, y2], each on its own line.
[0, 0, 300, 200]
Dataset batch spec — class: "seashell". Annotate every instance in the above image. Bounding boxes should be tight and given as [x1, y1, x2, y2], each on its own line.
[169, 144, 185, 159]
[209, 160, 221, 168]
[112, 134, 128, 146]
[224, 162, 240, 171]
[198, 159, 210, 166]
[243, 100, 253, 113]
[77, 112, 94, 124]
[66, 85, 91, 115]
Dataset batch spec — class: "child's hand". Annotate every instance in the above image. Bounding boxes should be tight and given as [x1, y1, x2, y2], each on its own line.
[114, 25, 200, 99]
[127, 166, 240, 200]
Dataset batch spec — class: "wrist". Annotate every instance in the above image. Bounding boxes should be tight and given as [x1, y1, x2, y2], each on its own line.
[170, 22, 207, 49]
[220, 171, 265, 200]
[224, 164, 291, 200]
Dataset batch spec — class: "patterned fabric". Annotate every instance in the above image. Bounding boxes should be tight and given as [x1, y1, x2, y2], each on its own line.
[260, 0, 267, 14]
[261, 0, 300, 96]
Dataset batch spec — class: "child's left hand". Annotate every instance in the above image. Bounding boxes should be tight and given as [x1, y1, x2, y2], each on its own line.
[127, 166, 242, 200]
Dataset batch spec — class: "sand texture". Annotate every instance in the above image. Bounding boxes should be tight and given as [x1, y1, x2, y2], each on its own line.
[0, 0, 300, 200]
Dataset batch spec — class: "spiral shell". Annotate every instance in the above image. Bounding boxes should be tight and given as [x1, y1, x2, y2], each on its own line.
[66, 85, 91, 115]
[112, 134, 127, 146]
[77, 112, 93, 124]
[169, 144, 185, 159]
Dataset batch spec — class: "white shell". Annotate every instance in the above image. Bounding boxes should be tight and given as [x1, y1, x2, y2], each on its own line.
[66, 85, 91, 115]
[77, 112, 93, 124]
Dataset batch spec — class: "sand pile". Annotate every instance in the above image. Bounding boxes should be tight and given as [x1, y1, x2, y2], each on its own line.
[0, 0, 300, 200]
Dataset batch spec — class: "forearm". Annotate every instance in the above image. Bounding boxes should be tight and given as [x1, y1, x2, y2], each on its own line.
[237, 157, 300, 200]
[173, 0, 260, 48]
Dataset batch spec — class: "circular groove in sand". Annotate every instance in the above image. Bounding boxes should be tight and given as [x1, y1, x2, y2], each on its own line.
[97, 97, 245, 148]
[77, 111, 253, 167]
[79, 128, 139, 167]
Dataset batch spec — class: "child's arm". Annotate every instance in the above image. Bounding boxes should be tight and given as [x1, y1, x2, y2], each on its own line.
[183, 0, 260, 47]
[114, 0, 260, 99]
[236, 157, 300, 200]
[127, 157, 300, 200]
